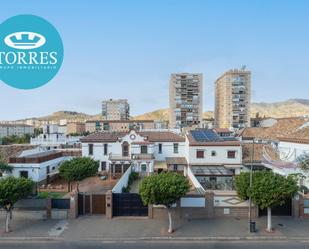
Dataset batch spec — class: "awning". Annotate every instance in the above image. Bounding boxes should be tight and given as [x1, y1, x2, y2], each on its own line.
[224, 164, 243, 169]
[154, 161, 167, 170]
[166, 157, 188, 165]
[191, 166, 234, 176]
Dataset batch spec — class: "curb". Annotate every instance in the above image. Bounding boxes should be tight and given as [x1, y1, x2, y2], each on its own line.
[80, 236, 309, 241]
[2, 236, 309, 242]
[0, 237, 63, 241]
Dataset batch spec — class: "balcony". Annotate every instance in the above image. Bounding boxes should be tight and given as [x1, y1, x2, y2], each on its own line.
[109, 153, 131, 161]
[131, 153, 155, 160]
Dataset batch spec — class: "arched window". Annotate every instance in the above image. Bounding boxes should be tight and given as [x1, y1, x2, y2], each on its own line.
[122, 141, 129, 157]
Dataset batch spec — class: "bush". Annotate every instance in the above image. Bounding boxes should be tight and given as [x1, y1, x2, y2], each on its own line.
[128, 172, 139, 185]
[122, 186, 129, 193]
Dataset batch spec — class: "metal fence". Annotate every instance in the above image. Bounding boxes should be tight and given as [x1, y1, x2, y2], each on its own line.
[51, 199, 70, 209]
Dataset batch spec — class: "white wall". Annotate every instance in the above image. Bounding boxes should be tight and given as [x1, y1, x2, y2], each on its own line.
[112, 165, 132, 193]
[9, 156, 71, 182]
[187, 145, 242, 165]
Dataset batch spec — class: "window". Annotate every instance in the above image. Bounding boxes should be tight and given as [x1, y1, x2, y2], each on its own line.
[104, 144, 108, 155]
[158, 143, 162, 154]
[196, 150, 204, 158]
[211, 151, 217, 157]
[88, 144, 93, 155]
[20, 171, 28, 178]
[122, 142, 129, 157]
[173, 143, 179, 154]
[101, 161, 106, 171]
[173, 164, 178, 171]
[227, 150, 236, 158]
[141, 145, 148, 154]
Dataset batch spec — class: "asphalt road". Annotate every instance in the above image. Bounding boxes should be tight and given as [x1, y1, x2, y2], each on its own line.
[1, 240, 309, 249]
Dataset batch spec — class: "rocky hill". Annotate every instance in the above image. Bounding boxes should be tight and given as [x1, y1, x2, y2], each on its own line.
[8, 99, 309, 123]
[134, 99, 309, 121]
[251, 99, 309, 118]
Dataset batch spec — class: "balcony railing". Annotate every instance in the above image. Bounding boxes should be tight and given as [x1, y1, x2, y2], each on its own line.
[108, 153, 131, 161]
[131, 153, 155, 160]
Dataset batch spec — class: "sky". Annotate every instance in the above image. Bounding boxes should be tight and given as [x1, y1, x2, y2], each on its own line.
[0, 0, 308, 120]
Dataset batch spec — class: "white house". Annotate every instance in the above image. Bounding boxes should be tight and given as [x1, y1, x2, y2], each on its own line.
[185, 129, 243, 191]
[80, 129, 244, 191]
[8, 147, 73, 183]
[80, 130, 186, 175]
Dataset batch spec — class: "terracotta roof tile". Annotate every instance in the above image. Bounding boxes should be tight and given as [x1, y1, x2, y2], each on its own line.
[80, 131, 185, 143]
[242, 143, 279, 163]
[239, 117, 308, 141]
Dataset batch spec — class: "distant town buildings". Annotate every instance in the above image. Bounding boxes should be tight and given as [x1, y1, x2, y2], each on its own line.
[85, 120, 156, 133]
[67, 122, 86, 135]
[0, 124, 34, 138]
[102, 99, 130, 120]
[215, 69, 251, 130]
[31, 124, 80, 149]
[169, 73, 203, 129]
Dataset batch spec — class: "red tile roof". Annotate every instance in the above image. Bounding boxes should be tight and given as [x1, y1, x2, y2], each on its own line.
[239, 117, 308, 141]
[80, 131, 185, 143]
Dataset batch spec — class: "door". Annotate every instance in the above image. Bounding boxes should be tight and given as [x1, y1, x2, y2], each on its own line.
[92, 194, 106, 214]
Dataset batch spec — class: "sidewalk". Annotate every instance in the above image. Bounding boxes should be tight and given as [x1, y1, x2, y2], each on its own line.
[62, 216, 309, 240]
[2, 215, 309, 241]
[0, 216, 61, 238]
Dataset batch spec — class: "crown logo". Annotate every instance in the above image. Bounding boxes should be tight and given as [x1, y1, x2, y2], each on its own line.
[4, 32, 46, 50]
[10, 34, 41, 47]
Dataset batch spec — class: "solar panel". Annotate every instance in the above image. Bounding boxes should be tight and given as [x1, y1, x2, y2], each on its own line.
[191, 130, 222, 142]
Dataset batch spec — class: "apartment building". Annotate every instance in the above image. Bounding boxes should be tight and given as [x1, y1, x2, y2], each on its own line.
[215, 69, 251, 130]
[0, 124, 34, 138]
[102, 99, 130, 120]
[169, 73, 203, 129]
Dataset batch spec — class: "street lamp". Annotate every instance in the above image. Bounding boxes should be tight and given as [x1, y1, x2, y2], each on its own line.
[248, 138, 272, 233]
[248, 138, 255, 233]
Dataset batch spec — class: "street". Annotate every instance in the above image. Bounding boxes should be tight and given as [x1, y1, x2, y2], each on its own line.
[1, 240, 309, 249]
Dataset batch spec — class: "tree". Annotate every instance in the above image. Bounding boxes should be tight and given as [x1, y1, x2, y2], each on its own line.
[235, 171, 298, 232]
[0, 177, 34, 232]
[0, 161, 13, 177]
[59, 157, 99, 192]
[139, 172, 190, 233]
[297, 153, 309, 172]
